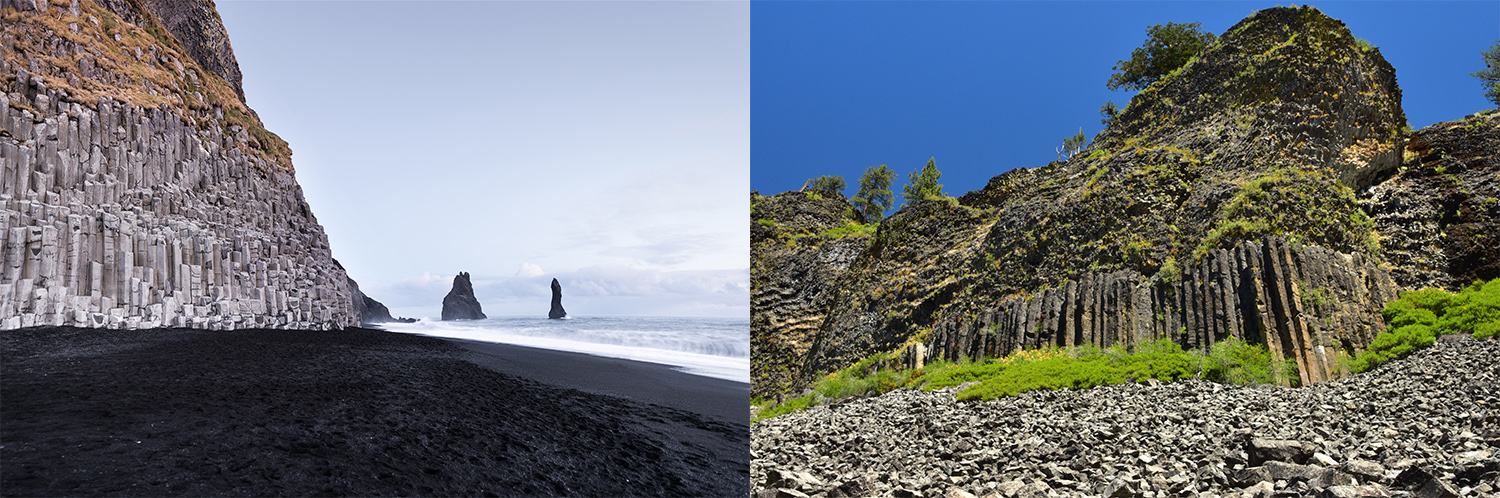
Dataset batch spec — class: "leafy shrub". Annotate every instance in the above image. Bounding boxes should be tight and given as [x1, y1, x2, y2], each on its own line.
[1434, 279, 1500, 337]
[1200, 338, 1293, 385]
[956, 339, 1195, 401]
[1349, 278, 1500, 372]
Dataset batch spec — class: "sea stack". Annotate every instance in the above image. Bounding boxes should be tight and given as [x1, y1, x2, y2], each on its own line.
[548, 278, 568, 319]
[441, 272, 487, 320]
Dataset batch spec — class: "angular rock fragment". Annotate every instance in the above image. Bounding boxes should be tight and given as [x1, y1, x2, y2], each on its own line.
[1248, 438, 1312, 466]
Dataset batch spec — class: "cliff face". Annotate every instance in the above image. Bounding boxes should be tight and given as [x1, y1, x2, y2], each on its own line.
[0, 0, 357, 329]
[1361, 111, 1499, 291]
[751, 190, 868, 397]
[750, 7, 1497, 398]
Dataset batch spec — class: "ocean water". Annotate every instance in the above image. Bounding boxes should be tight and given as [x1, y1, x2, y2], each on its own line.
[375, 316, 749, 383]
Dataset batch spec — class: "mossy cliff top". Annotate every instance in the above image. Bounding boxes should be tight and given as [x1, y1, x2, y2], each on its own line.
[3, 0, 292, 169]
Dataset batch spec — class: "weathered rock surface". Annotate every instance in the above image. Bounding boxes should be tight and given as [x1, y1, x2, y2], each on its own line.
[440, 272, 485, 321]
[548, 277, 566, 319]
[752, 337, 1500, 498]
[0, 0, 356, 330]
[346, 276, 398, 324]
[1361, 110, 1500, 291]
[750, 6, 1497, 398]
[751, 190, 867, 398]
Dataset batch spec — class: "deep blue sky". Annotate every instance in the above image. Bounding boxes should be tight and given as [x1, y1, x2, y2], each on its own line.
[751, 1, 1499, 209]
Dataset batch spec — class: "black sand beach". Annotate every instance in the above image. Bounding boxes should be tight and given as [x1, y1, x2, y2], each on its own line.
[0, 326, 748, 496]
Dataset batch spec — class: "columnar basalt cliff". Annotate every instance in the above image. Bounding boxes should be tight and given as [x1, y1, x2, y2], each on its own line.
[0, 0, 357, 329]
[749, 7, 1498, 398]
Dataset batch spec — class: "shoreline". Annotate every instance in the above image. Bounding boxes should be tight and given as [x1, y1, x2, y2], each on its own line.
[1, 326, 748, 496]
[445, 337, 749, 425]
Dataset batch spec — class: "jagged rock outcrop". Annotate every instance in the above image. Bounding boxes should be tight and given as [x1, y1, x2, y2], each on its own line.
[751, 190, 868, 398]
[1361, 110, 1499, 291]
[749, 7, 1489, 398]
[547, 277, 566, 319]
[0, 0, 356, 330]
[441, 272, 485, 321]
[346, 275, 399, 324]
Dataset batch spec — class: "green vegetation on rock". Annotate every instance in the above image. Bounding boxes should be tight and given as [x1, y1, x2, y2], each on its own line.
[816, 222, 879, 239]
[754, 337, 1299, 422]
[1348, 278, 1500, 373]
[1195, 167, 1379, 260]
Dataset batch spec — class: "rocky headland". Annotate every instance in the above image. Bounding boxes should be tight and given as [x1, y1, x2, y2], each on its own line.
[441, 271, 485, 320]
[750, 6, 1498, 399]
[0, 0, 362, 329]
[549, 277, 567, 319]
[752, 336, 1498, 498]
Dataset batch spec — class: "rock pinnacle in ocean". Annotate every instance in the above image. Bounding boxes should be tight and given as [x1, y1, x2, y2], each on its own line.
[549, 278, 568, 319]
[441, 272, 487, 320]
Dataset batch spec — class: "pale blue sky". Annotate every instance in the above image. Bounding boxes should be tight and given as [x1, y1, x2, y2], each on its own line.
[218, 1, 750, 318]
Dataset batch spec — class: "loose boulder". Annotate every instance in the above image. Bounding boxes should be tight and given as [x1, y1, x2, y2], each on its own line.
[441, 272, 487, 320]
[549, 278, 567, 319]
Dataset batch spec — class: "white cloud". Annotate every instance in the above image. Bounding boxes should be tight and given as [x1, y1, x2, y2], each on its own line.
[515, 263, 544, 278]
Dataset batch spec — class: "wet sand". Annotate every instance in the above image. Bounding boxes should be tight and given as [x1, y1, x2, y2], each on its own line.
[450, 338, 748, 425]
[0, 326, 748, 496]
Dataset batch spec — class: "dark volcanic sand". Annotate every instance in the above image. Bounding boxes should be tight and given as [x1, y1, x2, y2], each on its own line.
[0, 326, 748, 496]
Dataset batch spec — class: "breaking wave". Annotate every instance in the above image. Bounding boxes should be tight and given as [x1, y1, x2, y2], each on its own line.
[377, 316, 749, 383]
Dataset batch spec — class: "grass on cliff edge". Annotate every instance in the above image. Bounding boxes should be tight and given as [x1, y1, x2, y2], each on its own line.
[1347, 278, 1500, 373]
[752, 338, 1295, 422]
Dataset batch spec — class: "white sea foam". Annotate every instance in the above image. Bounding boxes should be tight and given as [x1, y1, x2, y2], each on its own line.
[376, 316, 749, 383]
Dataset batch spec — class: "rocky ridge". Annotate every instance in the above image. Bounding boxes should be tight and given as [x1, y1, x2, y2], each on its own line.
[749, 6, 1498, 398]
[752, 336, 1500, 498]
[0, 0, 357, 329]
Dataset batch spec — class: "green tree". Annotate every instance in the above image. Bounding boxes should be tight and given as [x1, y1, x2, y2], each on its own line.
[1099, 100, 1119, 127]
[1472, 40, 1500, 107]
[1057, 128, 1087, 161]
[852, 164, 896, 223]
[1107, 22, 1217, 92]
[902, 158, 945, 204]
[805, 175, 847, 194]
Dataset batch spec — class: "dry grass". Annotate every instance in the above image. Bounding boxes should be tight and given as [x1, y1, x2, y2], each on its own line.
[3, 0, 292, 170]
